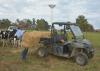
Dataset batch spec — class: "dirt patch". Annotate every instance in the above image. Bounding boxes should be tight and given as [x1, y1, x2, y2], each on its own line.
[11, 49, 22, 54]
[0, 50, 12, 56]
[0, 61, 22, 71]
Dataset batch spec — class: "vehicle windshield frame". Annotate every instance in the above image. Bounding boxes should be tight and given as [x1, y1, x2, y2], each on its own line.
[51, 24, 67, 41]
[70, 25, 84, 40]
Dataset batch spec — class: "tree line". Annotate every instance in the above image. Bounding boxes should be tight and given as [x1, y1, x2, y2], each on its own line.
[0, 18, 50, 30]
[76, 15, 94, 32]
[0, 15, 94, 31]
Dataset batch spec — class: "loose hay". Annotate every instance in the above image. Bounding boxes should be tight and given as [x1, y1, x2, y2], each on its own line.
[21, 31, 50, 48]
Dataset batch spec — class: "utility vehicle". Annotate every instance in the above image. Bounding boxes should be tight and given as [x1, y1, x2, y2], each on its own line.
[37, 22, 94, 66]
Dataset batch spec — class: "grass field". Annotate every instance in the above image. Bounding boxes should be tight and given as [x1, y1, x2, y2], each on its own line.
[0, 32, 100, 71]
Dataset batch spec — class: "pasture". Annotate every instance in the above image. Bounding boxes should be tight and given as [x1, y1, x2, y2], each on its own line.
[0, 32, 100, 71]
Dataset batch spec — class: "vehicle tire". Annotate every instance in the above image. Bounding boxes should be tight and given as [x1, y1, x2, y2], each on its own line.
[75, 52, 88, 66]
[37, 47, 48, 57]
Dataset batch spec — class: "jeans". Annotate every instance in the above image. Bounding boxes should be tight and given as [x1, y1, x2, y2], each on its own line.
[21, 48, 28, 60]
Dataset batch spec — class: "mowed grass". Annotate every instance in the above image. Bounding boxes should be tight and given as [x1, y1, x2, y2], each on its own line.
[0, 32, 100, 71]
[84, 32, 100, 47]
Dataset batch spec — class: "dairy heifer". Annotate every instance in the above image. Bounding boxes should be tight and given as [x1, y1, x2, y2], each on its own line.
[0, 30, 10, 47]
[0, 29, 18, 47]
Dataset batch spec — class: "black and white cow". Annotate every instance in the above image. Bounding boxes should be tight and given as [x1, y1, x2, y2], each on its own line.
[0, 28, 24, 48]
[0, 30, 9, 47]
[0, 29, 17, 47]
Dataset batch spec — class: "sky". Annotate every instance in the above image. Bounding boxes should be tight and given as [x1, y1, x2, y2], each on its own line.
[0, 0, 100, 29]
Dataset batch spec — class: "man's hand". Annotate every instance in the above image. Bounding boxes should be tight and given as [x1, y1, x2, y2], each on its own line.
[60, 39, 65, 43]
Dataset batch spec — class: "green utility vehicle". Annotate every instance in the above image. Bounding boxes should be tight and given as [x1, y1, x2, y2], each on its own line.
[38, 22, 94, 66]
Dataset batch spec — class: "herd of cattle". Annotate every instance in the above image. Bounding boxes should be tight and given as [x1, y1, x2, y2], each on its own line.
[0, 29, 20, 47]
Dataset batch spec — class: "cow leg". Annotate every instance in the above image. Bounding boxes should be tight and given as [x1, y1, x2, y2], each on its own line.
[6, 39, 9, 47]
[4, 40, 6, 47]
[10, 38, 15, 48]
[5, 39, 7, 47]
[0, 39, 2, 47]
[2, 39, 5, 48]
[13, 38, 17, 48]
[12, 39, 14, 48]
[17, 40, 21, 48]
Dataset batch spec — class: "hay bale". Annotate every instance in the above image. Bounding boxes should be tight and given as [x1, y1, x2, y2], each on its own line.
[21, 31, 50, 48]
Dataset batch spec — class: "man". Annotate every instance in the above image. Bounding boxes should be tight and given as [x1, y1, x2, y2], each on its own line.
[53, 29, 65, 55]
[15, 27, 25, 40]
[15, 27, 27, 60]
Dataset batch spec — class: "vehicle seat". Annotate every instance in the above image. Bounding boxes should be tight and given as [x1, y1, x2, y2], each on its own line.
[63, 42, 71, 54]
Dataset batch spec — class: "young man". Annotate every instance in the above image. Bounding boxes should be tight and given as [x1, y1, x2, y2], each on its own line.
[15, 27, 28, 60]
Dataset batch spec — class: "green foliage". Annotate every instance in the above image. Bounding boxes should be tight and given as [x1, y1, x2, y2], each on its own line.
[27, 19, 32, 24]
[76, 15, 94, 32]
[0, 19, 11, 29]
[15, 18, 50, 30]
[16, 19, 33, 29]
[36, 19, 50, 31]
[0, 16, 94, 31]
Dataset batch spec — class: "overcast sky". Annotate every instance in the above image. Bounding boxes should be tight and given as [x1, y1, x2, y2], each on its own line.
[0, 0, 100, 29]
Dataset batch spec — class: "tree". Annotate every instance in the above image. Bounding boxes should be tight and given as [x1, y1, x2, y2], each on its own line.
[76, 15, 94, 32]
[16, 19, 33, 29]
[87, 24, 94, 31]
[36, 19, 50, 31]
[0, 19, 11, 29]
[26, 19, 32, 24]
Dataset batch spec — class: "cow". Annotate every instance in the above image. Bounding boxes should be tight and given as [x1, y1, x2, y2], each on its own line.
[0, 30, 9, 47]
[0, 29, 17, 47]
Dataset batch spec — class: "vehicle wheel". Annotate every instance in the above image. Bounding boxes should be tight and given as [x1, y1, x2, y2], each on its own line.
[37, 47, 48, 57]
[75, 53, 88, 66]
